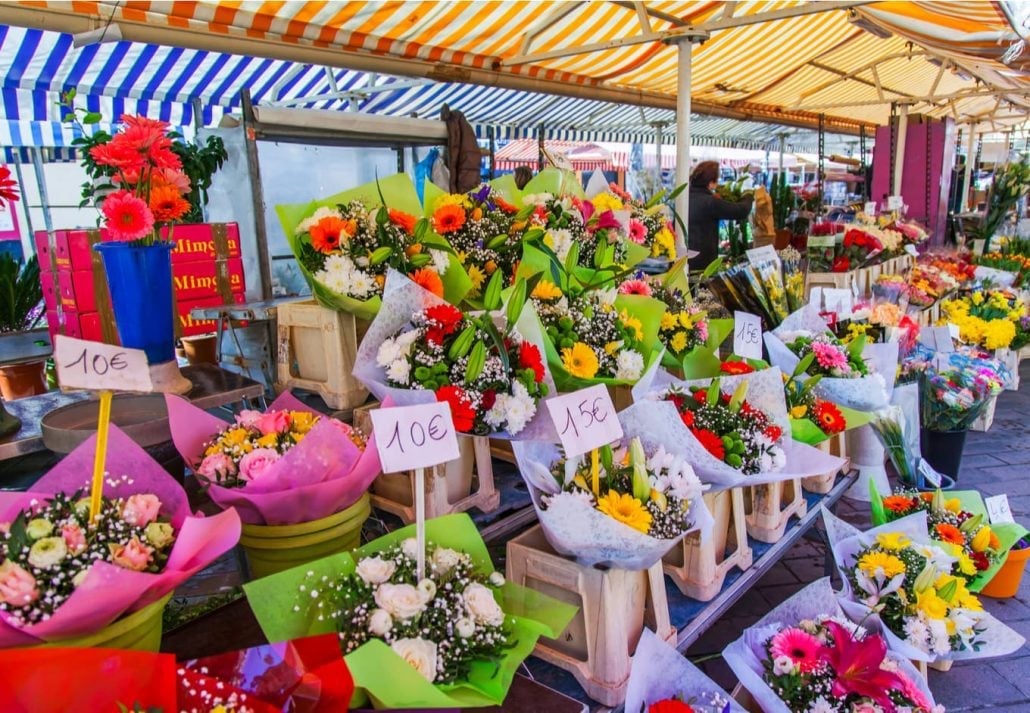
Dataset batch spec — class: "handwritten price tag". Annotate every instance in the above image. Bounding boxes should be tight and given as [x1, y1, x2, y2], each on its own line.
[54, 335, 152, 393]
[733, 311, 762, 360]
[985, 494, 1016, 525]
[545, 384, 623, 458]
[745, 245, 779, 267]
[887, 195, 903, 210]
[863, 201, 877, 216]
[369, 402, 461, 474]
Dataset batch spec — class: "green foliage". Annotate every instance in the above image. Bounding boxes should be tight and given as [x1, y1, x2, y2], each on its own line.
[770, 172, 796, 231]
[0, 254, 42, 333]
[972, 157, 1030, 253]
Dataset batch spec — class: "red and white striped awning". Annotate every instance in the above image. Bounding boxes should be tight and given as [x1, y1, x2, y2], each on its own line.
[494, 139, 614, 171]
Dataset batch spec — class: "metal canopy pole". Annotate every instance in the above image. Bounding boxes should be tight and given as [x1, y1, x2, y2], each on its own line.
[892, 104, 909, 197]
[672, 34, 708, 255]
[240, 90, 274, 302]
[654, 121, 663, 184]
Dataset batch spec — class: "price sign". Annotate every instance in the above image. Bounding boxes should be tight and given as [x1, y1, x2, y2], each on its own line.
[370, 402, 461, 474]
[824, 288, 853, 317]
[904, 244, 918, 257]
[887, 195, 904, 210]
[545, 384, 623, 459]
[985, 494, 1016, 524]
[733, 311, 763, 360]
[972, 238, 986, 256]
[55, 335, 152, 393]
[808, 235, 836, 248]
[746, 245, 779, 267]
[917, 460, 942, 488]
[947, 323, 961, 341]
[864, 201, 877, 216]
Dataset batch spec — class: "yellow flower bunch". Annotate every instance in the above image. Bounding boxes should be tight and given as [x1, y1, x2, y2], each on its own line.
[433, 193, 471, 210]
[561, 342, 600, 379]
[591, 192, 624, 214]
[652, 227, 676, 259]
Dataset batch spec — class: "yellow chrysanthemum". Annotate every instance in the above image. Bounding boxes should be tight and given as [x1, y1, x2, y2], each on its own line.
[591, 192, 624, 214]
[857, 550, 906, 578]
[467, 264, 487, 293]
[670, 331, 688, 353]
[875, 532, 911, 551]
[620, 310, 644, 341]
[915, 589, 949, 620]
[983, 319, 1015, 349]
[561, 342, 600, 379]
[660, 312, 678, 331]
[653, 228, 675, 258]
[256, 432, 279, 448]
[596, 490, 652, 533]
[790, 405, 808, 419]
[531, 280, 564, 301]
[433, 193, 470, 210]
[678, 312, 696, 329]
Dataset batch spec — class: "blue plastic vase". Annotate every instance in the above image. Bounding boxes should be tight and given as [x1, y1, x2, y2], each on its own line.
[94, 242, 175, 363]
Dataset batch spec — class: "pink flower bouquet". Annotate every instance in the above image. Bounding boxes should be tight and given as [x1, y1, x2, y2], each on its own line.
[0, 427, 241, 647]
[166, 392, 381, 525]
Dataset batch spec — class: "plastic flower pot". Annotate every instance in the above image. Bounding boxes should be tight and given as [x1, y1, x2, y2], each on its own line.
[981, 538, 1030, 599]
[239, 493, 371, 579]
[0, 360, 48, 400]
[94, 242, 176, 364]
[919, 428, 968, 480]
[32, 593, 172, 652]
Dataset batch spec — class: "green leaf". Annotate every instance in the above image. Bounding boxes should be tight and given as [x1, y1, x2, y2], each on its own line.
[793, 352, 816, 378]
[482, 269, 504, 312]
[447, 325, 477, 361]
[846, 333, 867, 361]
[369, 246, 393, 265]
[408, 252, 431, 268]
[82, 111, 102, 125]
[563, 241, 580, 276]
[413, 219, 429, 242]
[479, 318, 510, 372]
[599, 444, 614, 475]
[464, 341, 486, 384]
[706, 380, 721, 406]
[699, 256, 724, 282]
[486, 234, 509, 250]
[644, 188, 668, 210]
[506, 278, 527, 328]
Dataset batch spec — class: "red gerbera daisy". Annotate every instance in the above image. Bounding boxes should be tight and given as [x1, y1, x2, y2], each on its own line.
[517, 341, 546, 383]
[720, 359, 755, 375]
[436, 385, 477, 433]
[763, 424, 783, 441]
[691, 428, 725, 460]
[679, 409, 695, 428]
[0, 166, 19, 206]
[812, 400, 846, 435]
[90, 140, 148, 174]
[425, 304, 464, 334]
[101, 189, 155, 242]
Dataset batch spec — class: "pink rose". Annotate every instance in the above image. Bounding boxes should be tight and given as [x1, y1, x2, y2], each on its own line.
[235, 409, 264, 428]
[254, 410, 291, 436]
[0, 561, 39, 606]
[238, 447, 280, 482]
[120, 493, 162, 527]
[197, 452, 237, 479]
[61, 523, 87, 554]
[110, 536, 154, 571]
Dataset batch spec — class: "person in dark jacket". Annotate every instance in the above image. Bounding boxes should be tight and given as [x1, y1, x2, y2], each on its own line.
[687, 160, 754, 271]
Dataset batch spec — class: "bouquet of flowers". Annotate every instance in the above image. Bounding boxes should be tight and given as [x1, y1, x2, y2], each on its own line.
[512, 402, 711, 570]
[941, 289, 1025, 350]
[782, 364, 868, 447]
[603, 181, 680, 261]
[975, 252, 1030, 288]
[704, 263, 777, 327]
[243, 514, 576, 709]
[823, 509, 1025, 663]
[871, 488, 1029, 592]
[921, 253, 975, 286]
[781, 332, 869, 378]
[422, 182, 523, 301]
[919, 362, 1004, 431]
[0, 427, 240, 647]
[625, 629, 743, 713]
[354, 269, 556, 439]
[166, 392, 381, 525]
[277, 174, 472, 319]
[724, 578, 940, 713]
[833, 226, 884, 272]
[631, 368, 846, 487]
[806, 232, 838, 273]
[778, 247, 806, 314]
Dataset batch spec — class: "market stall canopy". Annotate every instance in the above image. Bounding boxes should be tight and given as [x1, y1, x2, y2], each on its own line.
[494, 140, 614, 171]
[1, 1, 1026, 138]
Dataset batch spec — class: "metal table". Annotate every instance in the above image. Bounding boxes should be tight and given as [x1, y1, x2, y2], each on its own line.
[0, 363, 265, 461]
[0, 328, 52, 366]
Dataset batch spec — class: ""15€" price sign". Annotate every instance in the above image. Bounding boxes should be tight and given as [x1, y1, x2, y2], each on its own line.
[545, 384, 623, 458]
[733, 311, 762, 360]
[369, 401, 461, 474]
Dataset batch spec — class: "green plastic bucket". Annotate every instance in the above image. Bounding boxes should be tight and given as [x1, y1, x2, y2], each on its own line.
[36, 593, 172, 651]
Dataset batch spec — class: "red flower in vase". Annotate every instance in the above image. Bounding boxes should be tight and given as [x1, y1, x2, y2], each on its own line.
[101, 190, 155, 241]
[0, 166, 19, 206]
[691, 428, 726, 460]
[435, 385, 477, 433]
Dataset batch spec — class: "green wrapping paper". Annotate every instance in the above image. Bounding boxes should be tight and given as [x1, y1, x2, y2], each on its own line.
[277, 174, 473, 319]
[789, 405, 871, 446]
[243, 514, 577, 709]
[676, 318, 735, 378]
[521, 167, 585, 199]
[870, 487, 1029, 592]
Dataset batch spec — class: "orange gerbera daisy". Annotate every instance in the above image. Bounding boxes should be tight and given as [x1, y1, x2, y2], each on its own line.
[148, 184, 191, 223]
[812, 400, 847, 435]
[883, 495, 917, 514]
[409, 268, 444, 298]
[935, 523, 965, 546]
[389, 209, 418, 235]
[431, 204, 466, 234]
[309, 216, 353, 254]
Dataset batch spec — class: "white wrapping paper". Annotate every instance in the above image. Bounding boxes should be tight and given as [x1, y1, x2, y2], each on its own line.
[766, 305, 896, 412]
[625, 628, 744, 713]
[631, 366, 846, 487]
[822, 507, 1025, 663]
[353, 269, 558, 440]
[511, 402, 713, 570]
[724, 578, 936, 713]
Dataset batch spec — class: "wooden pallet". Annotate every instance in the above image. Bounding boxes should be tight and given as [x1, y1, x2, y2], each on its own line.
[663, 488, 753, 602]
[507, 525, 676, 708]
[802, 431, 849, 494]
[743, 478, 808, 543]
[353, 402, 500, 523]
[275, 299, 369, 416]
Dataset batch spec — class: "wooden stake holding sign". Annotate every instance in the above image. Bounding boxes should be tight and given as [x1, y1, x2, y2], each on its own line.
[53, 335, 153, 522]
[544, 384, 624, 495]
[370, 402, 460, 581]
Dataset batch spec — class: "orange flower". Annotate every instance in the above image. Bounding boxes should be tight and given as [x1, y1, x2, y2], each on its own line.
[405, 243, 423, 257]
[920, 492, 934, 503]
[410, 268, 444, 297]
[989, 531, 1001, 550]
[309, 216, 353, 254]
[389, 209, 418, 235]
[431, 204, 466, 234]
[935, 523, 965, 546]
[495, 197, 518, 214]
[883, 495, 916, 514]
[812, 401, 846, 435]
[148, 184, 191, 223]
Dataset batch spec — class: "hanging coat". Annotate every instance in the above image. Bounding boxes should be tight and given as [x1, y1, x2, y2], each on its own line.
[442, 105, 483, 193]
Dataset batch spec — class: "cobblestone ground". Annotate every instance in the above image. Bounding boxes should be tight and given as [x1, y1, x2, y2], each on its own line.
[690, 360, 1030, 711]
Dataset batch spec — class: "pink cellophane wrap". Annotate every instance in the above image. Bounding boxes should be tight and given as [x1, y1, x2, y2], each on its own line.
[164, 391, 382, 525]
[0, 426, 241, 647]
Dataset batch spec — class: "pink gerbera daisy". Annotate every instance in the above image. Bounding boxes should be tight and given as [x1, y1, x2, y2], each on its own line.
[618, 279, 653, 296]
[811, 341, 849, 372]
[101, 189, 155, 241]
[627, 218, 647, 244]
[769, 627, 825, 673]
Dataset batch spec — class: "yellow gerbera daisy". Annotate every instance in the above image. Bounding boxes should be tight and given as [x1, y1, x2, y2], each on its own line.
[561, 342, 600, 379]
[596, 490, 652, 533]
[620, 311, 644, 341]
[857, 550, 906, 578]
[875, 532, 911, 551]
[531, 279, 563, 301]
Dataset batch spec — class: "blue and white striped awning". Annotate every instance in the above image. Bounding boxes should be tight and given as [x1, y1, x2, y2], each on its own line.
[0, 24, 861, 155]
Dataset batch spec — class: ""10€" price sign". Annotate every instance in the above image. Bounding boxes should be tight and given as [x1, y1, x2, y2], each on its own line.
[369, 401, 461, 474]
[545, 384, 623, 458]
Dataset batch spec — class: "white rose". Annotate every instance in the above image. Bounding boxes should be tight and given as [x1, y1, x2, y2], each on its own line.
[25, 518, 53, 540]
[390, 638, 438, 682]
[431, 547, 463, 575]
[401, 538, 419, 560]
[488, 571, 506, 587]
[463, 582, 505, 627]
[374, 582, 427, 620]
[455, 618, 476, 639]
[27, 536, 67, 568]
[772, 654, 796, 676]
[368, 608, 393, 636]
[355, 556, 396, 586]
[417, 578, 437, 602]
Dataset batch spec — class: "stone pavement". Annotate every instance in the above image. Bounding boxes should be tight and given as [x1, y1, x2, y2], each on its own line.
[688, 360, 1030, 712]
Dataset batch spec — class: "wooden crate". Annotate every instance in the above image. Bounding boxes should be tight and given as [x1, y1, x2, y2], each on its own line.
[506, 525, 675, 707]
[353, 402, 500, 523]
[275, 299, 369, 415]
[802, 431, 848, 494]
[663, 488, 753, 601]
[743, 478, 807, 544]
[996, 348, 1020, 391]
[805, 271, 853, 300]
